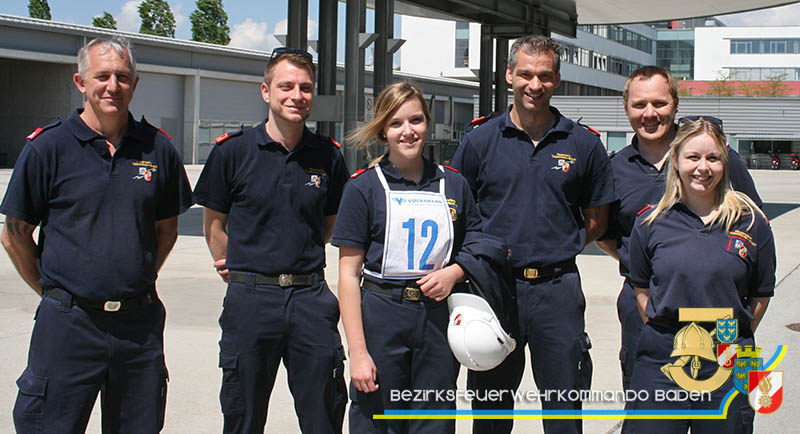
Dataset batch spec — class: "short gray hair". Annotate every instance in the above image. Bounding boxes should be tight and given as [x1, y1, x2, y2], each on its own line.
[508, 35, 561, 74]
[77, 37, 137, 78]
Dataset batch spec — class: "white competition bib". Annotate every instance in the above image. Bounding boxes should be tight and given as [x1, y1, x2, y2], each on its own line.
[369, 165, 454, 279]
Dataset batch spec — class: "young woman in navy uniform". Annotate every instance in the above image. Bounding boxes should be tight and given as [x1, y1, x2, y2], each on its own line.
[623, 117, 775, 433]
[332, 82, 482, 433]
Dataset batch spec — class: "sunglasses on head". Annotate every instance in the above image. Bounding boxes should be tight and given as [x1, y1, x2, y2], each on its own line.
[678, 115, 723, 129]
[269, 47, 313, 63]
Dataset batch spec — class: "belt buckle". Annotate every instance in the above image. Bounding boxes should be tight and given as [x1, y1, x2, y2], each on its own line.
[278, 274, 293, 287]
[104, 300, 122, 312]
[523, 268, 539, 279]
[404, 287, 421, 301]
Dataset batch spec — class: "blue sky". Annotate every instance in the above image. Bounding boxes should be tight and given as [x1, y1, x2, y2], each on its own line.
[2, 0, 800, 56]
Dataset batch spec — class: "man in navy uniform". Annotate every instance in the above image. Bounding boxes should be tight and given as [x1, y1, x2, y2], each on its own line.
[451, 35, 616, 434]
[596, 65, 761, 390]
[193, 47, 349, 434]
[1, 37, 192, 433]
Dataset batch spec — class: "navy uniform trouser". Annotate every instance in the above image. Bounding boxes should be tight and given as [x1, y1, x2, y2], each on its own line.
[621, 323, 754, 434]
[349, 287, 460, 434]
[13, 291, 168, 434]
[467, 270, 592, 434]
[218, 275, 346, 434]
[618, 279, 645, 390]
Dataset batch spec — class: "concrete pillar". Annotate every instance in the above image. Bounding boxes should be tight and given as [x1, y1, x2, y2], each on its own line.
[479, 26, 494, 116]
[287, 0, 308, 50]
[494, 38, 509, 112]
[317, 0, 337, 138]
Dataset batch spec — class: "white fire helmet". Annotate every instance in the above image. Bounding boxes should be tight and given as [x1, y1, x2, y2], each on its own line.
[447, 293, 516, 371]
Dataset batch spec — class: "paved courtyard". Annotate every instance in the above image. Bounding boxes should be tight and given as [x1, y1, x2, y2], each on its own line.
[0, 168, 798, 433]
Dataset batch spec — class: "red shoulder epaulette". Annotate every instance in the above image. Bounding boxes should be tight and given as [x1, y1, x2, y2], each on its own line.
[327, 136, 342, 149]
[444, 165, 458, 172]
[26, 128, 44, 141]
[216, 133, 231, 144]
[26, 119, 61, 141]
[158, 129, 171, 140]
[470, 116, 488, 126]
[580, 123, 601, 137]
[637, 205, 652, 216]
[350, 168, 367, 178]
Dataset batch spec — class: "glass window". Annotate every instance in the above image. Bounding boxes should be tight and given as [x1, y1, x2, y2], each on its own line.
[607, 132, 628, 153]
[455, 21, 469, 39]
[454, 22, 469, 68]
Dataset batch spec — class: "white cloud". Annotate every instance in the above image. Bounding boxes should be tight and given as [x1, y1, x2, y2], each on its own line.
[116, 1, 184, 35]
[229, 18, 281, 52]
[228, 18, 318, 52]
[273, 18, 319, 39]
[117, 0, 143, 33]
[172, 3, 188, 34]
[718, 3, 800, 27]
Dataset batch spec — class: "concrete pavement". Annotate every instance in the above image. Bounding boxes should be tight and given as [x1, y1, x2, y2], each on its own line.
[0, 167, 798, 433]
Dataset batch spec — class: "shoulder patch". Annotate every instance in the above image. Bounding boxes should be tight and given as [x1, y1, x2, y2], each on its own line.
[464, 111, 502, 133]
[444, 165, 458, 173]
[158, 128, 171, 140]
[215, 129, 243, 145]
[350, 168, 367, 179]
[578, 122, 601, 137]
[326, 136, 342, 149]
[26, 119, 61, 141]
[637, 205, 652, 216]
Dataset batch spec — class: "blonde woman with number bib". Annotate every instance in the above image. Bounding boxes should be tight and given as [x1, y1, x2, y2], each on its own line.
[332, 82, 483, 433]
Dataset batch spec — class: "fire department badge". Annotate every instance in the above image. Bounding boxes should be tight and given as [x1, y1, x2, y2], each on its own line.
[305, 174, 321, 188]
[748, 370, 783, 413]
[717, 344, 737, 369]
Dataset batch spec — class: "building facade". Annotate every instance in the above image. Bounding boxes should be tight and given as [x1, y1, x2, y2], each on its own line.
[398, 15, 657, 96]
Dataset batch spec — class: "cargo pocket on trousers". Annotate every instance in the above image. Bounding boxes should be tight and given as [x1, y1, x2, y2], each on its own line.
[576, 333, 593, 391]
[325, 345, 347, 430]
[219, 352, 245, 416]
[13, 368, 48, 433]
[157, 369, 169, 430]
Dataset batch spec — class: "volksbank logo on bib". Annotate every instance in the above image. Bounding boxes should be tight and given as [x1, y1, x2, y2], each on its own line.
[393, 197, 445, 206]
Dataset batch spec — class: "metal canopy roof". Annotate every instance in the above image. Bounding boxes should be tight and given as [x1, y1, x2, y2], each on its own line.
[383, 0, 799, 34]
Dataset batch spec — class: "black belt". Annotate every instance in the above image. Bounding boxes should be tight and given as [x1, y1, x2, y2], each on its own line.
[513, 259, 577, 281]
[228, 270, 322, 287]
[42, 286, 155, 312]
[362, 279, 425, 302]
[361, 279, 467, 302]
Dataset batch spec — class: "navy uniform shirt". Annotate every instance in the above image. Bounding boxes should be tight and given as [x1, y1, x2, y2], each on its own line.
[193, 120, 348, 275]
[0, 109, 193, 300]
[603, 132, 763, 280]
[331, 156, 482, 282]
[628, 204, 775, 329]
[451, 106, 615, 268]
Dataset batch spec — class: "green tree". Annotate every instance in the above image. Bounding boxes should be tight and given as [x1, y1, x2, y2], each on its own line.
[706, 72, 736, 97]
[139, 0, 176, 38]
[737, 81, 761, 97]
[190, 0, 231, 45]
[92, 12, 117, 30]
[759, 72, 790, 97]
[28, 0, 51, 20]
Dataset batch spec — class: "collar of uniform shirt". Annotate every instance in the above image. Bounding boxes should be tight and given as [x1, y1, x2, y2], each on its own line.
[499, 105, 571, 141]
[377, 154, 443, 185]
